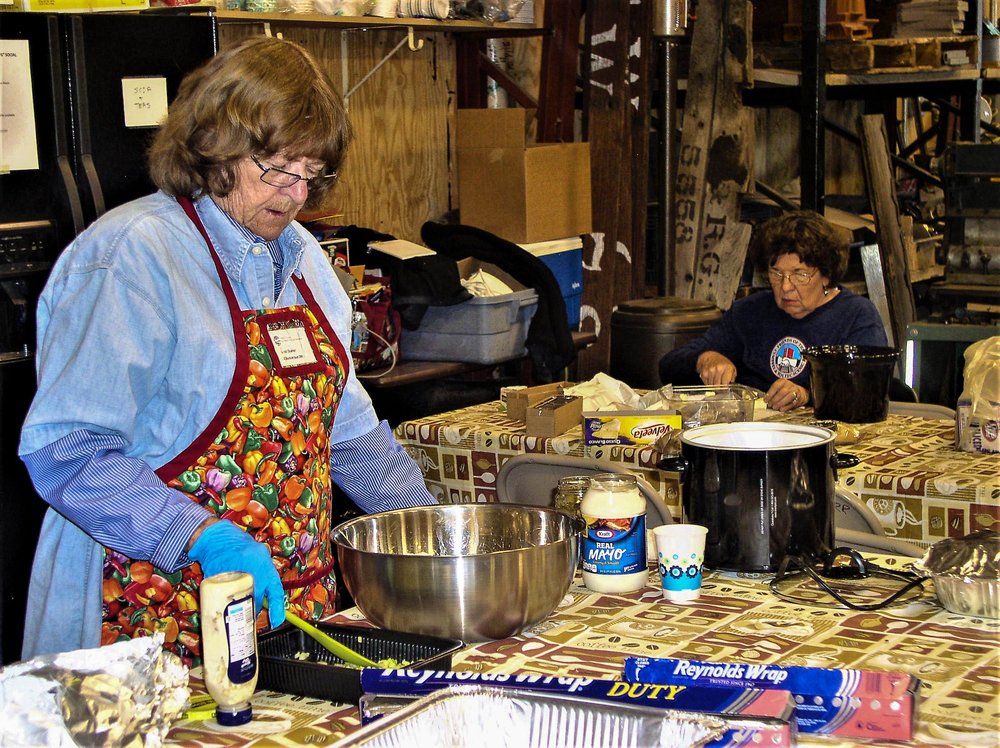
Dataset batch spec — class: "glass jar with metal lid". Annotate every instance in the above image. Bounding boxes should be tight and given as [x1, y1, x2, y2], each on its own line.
[554, 476, 590, 520]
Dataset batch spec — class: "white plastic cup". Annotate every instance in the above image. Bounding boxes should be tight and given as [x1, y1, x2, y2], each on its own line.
[654, 524, 708, 603]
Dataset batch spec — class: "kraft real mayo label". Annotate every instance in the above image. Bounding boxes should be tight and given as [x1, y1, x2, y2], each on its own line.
[582, 514, 647, 576]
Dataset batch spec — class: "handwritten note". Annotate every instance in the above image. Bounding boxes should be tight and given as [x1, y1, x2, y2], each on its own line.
[121, 76, 168, 129]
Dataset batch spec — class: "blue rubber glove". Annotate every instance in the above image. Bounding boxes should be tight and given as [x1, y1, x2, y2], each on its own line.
[189, 520, 286, 628]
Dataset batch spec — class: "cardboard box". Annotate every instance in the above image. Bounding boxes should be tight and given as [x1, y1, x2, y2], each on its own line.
[624, 656, 920, 742]
[456, 109, 592, 244]
[584, 411, 683, 446]
[360, 669, 796, 747]
[503, 381, 573, 422]
[525, 395, 583, 438]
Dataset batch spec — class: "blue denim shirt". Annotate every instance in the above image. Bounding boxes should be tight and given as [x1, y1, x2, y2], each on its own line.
[19, 192, 433, 658]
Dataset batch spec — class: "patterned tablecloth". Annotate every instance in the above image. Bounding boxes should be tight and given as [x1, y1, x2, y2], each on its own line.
[167, 560, 1000, 747]
[817, 415, 1000, 547]
[393, 401, 1000, 547]
[394, 398, 683, 509]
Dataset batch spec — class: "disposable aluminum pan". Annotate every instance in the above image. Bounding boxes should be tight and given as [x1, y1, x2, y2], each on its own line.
[913, 530, 1000, 619]
[333, 685, 728, 748]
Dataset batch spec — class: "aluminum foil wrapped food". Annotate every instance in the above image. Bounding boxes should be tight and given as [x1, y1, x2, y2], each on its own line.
[913, 530, 1000, 618]
[0, 633, 189, 747]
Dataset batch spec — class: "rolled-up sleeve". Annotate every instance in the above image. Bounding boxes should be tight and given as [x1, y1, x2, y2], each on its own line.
[21, 430, 211, 571]
[329, 420, 436, 511]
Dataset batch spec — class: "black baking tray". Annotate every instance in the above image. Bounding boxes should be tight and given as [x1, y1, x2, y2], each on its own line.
[257, 623, 463, 704]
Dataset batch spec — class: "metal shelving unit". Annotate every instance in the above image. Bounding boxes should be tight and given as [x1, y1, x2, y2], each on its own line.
[789, 0, 988, 212]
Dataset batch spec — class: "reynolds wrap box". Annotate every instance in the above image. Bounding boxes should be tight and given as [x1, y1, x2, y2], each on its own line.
[624, 656, 920, 742]
[360, 669, 795, 747]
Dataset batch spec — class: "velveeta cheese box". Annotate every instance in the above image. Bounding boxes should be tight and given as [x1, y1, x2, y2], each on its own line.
[623, 656, 920, 742]
[583, 410, 683, 446]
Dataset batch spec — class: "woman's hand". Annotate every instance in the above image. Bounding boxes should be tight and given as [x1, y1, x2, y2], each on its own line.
[188, 519, 286, 628]
[696, 351, 737, 386]
[764, 380, 809, 412]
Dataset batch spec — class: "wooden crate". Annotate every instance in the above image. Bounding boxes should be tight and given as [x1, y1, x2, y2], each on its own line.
[826, 35, 978, 72]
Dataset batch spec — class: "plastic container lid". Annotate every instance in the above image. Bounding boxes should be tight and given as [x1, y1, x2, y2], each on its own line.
[615, 297, 719, 318]
[611, 297, 722, 334]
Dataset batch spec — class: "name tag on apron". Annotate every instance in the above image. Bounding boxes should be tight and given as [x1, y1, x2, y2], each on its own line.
[262, 312, 323, 373]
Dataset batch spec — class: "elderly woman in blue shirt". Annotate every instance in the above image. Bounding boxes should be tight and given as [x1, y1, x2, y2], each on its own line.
[659, 210, 888, 411]
[19, 37, 435, 664]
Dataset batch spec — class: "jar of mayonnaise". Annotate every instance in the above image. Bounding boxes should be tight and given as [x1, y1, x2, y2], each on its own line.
[580, 473, 648, 593]
[201, 572, 259, 726]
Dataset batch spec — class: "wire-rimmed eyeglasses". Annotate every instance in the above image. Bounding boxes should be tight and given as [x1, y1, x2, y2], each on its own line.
[250, 154, 337, 189]
[768, 267, 818, 286]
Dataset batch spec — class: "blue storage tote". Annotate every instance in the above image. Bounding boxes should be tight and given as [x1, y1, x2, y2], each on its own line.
[520, 237, 584, 329]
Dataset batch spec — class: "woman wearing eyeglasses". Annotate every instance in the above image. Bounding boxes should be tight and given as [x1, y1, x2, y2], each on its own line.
[18, 37, 436, 664]
[658, 210, 888, 412]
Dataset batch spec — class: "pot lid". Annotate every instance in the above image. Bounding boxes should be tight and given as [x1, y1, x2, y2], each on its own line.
[681, 421, 834, 450]
[616, 297, 720, 318]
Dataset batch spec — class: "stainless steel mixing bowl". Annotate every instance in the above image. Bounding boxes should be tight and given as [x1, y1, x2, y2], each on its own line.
[332, 504, 581, 642]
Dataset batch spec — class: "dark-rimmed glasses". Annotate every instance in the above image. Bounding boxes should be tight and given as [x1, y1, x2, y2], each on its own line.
[250, 154, 337, 189]
[768, 267, 818, 286]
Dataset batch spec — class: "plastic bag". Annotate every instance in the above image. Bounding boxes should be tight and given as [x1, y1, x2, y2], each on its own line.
[955, 336, 1000, 453]
[313, 0, 375, 15]
[451, 0, 526, 22]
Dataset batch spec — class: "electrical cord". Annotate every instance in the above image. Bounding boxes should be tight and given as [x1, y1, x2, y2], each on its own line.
[355, 326, 398, 379]
[769, 547, 925, 611]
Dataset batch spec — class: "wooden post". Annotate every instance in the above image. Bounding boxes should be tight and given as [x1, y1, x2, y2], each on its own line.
[858, 113, 917, 348]
[576, 0, 653, 379]
[672, 0, 755, 310]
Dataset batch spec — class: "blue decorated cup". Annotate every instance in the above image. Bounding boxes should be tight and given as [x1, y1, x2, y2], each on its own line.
[654, 524, 708, 603]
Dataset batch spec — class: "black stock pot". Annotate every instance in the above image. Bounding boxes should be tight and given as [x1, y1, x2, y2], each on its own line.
[659, 422, 859, 572]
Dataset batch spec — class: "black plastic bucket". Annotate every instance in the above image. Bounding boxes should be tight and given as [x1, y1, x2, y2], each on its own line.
[803, 345, 900, 423]
[610, 297, 721, 389]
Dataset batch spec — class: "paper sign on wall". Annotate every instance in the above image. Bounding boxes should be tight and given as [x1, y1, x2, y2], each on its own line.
[121, 76, 168, 128]
[0, 39, 41, 172]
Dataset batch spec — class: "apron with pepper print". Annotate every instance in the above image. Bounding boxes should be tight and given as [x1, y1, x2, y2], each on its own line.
[100, 197, 348, 666]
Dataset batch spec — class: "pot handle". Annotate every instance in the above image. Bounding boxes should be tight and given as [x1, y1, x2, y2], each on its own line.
[830, 451, 860, 481]
[832, 452, 860, 469]
[656, 455, 688, 475]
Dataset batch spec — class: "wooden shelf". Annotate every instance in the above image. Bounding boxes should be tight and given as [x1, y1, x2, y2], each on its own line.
[754, 66, 982, 88]
[360, 330, 597, 389]
[204, 9, 545, 36]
